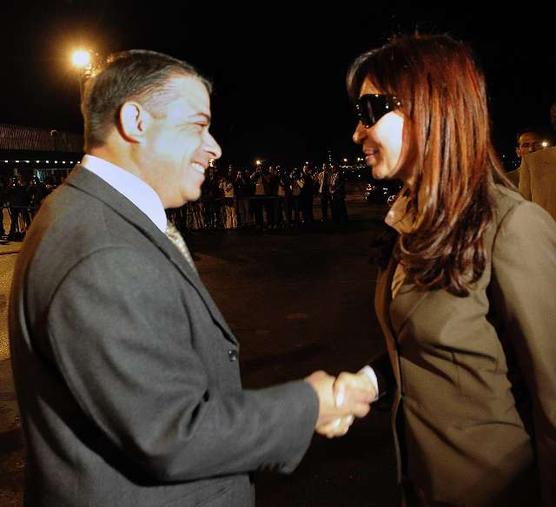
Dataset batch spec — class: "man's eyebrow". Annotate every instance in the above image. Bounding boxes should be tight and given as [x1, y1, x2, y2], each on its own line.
[189, 112, 211, 122]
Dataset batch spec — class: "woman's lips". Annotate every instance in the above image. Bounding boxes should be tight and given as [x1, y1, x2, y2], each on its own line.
[364, 149, 379, 165]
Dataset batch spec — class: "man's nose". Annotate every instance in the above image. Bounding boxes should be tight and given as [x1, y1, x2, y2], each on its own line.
[205, 132, 222, 160]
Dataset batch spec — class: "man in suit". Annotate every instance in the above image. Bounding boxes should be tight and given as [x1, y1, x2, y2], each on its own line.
[9, 50, 374, 506]
[519, 145, 556, 221]
[516, 101, 556, 219]
[506, 129, 544, 186]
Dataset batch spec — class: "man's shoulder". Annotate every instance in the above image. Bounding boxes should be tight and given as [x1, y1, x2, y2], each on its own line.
[23, 180, 152, 271]
[524, 146, 556, 167]
[18, 182, 168, 306]
[34, 181, 117, 241]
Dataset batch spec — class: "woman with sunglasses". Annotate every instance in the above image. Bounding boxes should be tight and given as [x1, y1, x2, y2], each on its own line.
[334, 34, 556, 507]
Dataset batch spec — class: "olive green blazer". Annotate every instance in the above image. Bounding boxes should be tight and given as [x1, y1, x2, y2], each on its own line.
[375, 186, 556, 507]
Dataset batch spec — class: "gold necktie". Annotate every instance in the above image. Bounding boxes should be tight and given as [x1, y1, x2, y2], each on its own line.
[165, 221, 197, 273]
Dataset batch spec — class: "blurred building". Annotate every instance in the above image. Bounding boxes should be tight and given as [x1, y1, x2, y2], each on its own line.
[0, 123, 82, 180]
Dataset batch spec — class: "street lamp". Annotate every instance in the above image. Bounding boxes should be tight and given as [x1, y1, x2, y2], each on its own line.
[71, 49, 92, 70]
[70, 48, 96, 100]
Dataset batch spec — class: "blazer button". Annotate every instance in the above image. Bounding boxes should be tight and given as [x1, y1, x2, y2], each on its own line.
[228, 349, 238, 362]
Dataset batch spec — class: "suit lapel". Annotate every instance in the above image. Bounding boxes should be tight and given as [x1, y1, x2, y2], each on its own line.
[65, 166, 238, 345]
[375, 257, 402, 388]
[376, 256, 432, 381]
[389, 279, 429, 338]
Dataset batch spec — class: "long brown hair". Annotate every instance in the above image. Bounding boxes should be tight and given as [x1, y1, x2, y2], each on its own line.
[348, 33, 511, 296]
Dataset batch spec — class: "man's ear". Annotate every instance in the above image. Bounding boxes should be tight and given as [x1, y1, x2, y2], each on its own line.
[118, 101, 150, 143]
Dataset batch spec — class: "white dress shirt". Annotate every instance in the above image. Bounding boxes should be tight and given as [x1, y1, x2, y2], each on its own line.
[81, 154, 167, 233]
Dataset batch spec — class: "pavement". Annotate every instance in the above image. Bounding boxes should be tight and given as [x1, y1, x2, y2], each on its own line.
[0, 238, 23, 507]
[0, 194, 399, 506]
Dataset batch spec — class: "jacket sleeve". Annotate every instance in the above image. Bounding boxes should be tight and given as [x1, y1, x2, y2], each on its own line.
[367, 353, 395, 410]
[369, 353, 395, 399]
[490, 201, 556, 507]
[46, 246, 318, 482]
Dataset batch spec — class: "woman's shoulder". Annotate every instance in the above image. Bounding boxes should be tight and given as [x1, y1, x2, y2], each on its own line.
[491, 184, 524, 219]
[492, 184, 535, 226]
[491, 184, 556, 239]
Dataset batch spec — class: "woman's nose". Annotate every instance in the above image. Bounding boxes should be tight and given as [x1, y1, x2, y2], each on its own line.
[352, 122, 366, 145]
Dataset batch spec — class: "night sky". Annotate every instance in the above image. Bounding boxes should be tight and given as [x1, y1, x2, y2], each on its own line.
[3, 1, 555, 166]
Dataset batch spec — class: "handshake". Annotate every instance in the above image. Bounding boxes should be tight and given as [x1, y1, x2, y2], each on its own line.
[305, 368, 377, 439]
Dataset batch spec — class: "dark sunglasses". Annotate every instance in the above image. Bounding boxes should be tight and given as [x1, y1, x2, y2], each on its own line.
[355, 94, 402, 128]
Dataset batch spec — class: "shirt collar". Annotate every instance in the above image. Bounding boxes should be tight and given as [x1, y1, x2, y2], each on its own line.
[385, 187, 414, 234]
[81, 154, 167, 233]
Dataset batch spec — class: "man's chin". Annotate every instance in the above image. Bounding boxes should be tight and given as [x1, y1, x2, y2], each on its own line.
[169, 188, 202, 208]
[185, 188, 202, 203]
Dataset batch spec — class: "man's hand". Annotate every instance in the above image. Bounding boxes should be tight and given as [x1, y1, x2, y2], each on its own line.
[333, 369, 378, 411]
[304, 370, 375, 438]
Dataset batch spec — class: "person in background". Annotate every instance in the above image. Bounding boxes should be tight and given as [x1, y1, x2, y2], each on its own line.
[317, 162, 332, 223]
[516, 102, 556, 220]
[299, 164, 315, 226]
[330, 164, 348, 225]
[506, 128, 544, 185]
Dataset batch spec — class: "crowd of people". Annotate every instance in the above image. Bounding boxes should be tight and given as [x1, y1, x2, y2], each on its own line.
[0, 174, 62, 240]
[3, 118, 555, 242]
[3, 162, 352, 240]
[174, 162, 349, 231]
[4, 110, 555, 241]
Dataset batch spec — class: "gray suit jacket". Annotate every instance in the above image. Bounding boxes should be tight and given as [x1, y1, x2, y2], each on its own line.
[9, 166, 318, 506]
[374, 186, 556, 507]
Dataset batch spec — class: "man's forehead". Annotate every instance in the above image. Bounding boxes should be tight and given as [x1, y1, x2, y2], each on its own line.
[519, 132, 541, 142]
[168, 75, 211, 115]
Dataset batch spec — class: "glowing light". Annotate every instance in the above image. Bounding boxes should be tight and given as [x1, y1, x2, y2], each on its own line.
[71, 49, 92, 69]
[541, 141, 549, 148]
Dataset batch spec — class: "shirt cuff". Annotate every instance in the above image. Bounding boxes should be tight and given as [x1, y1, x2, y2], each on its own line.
[358, 365, 380, 402]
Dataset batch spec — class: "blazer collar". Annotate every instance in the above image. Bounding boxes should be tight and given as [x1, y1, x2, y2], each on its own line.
[375, 257, 402, 388]
[390, 278, 429, 337]
[65, 166, 238, 345]
[376, 255, 429, 338]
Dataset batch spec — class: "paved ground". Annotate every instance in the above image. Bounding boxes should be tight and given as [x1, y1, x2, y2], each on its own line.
[0, 195, 399, 506]
[0, 240, 23, 507]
